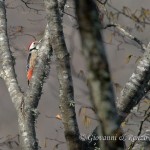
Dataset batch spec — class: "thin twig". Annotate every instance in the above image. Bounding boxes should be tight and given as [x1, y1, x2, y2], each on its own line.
[104, 23, 147, 51]
[96, 0, 108, 5]
[20, 0, 44, 13]
[107, 3, 150, 25]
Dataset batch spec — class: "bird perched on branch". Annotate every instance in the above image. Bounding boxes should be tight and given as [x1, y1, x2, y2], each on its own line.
[26, 40, 40, 85]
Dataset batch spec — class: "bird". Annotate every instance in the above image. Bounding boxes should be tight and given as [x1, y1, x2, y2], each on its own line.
[26, 41, 40, 85]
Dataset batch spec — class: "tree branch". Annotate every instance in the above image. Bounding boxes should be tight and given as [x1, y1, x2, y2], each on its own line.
[117, 42, 150, 123]
[75, 0, 124, 149]
[0, 0, 23, 109]
[103, 23, 150, 133]
[44, 0, 82, 150]
[104, 23, 147, 51]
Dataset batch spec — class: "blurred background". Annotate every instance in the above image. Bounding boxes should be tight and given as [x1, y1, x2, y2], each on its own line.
[0, 0, 150, 149]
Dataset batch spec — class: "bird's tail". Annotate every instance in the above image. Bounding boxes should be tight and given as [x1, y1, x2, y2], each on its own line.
[27, 68, 33, 85]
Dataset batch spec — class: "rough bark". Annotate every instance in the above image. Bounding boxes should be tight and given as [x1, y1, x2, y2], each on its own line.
[44, 0, 82, 150]
[75, 0, 124, 149]
[0, 1, 52, 149]
[0, 0, 23, 109]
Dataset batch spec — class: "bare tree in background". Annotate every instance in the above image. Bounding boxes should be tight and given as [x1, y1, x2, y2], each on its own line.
[75, 0, 124, 149]
[0, 0, 150, 150]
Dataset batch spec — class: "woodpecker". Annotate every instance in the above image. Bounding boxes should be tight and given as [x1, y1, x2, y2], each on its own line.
[26, 41, 40, 85]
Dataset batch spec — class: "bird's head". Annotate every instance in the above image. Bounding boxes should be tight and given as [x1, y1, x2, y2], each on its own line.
[28, 41, 39, 51]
